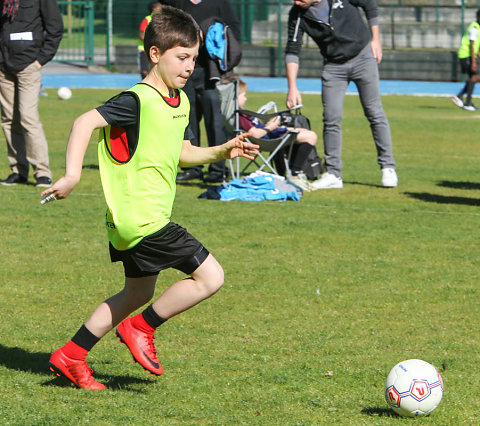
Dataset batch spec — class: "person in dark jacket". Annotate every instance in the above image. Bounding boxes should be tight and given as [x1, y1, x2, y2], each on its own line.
[285, 0, 398, 189]
[164, 0, 241, 183]
[0, 0, 63, 188]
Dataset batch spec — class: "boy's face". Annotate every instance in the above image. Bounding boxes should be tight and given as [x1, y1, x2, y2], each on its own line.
[238, 91, 247, 109]
[151, 42, 199, 91]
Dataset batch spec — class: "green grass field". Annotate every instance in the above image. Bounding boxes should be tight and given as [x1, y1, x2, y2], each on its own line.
[0, 89, 478, 425]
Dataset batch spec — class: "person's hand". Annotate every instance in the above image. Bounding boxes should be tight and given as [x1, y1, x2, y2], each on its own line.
[223, 132, 259, 160]
[286, 87, 302, 109]
[265, 117, 280, 131]
[40, 175, 79, 200]
[371, 38, 383, 64]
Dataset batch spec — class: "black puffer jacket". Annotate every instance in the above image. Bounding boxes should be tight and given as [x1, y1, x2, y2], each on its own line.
[285, 0, 379, 64]
[0, 0, 63, 71]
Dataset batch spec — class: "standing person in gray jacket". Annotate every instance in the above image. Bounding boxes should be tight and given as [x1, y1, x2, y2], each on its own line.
[285, 0, 398, 189]
[0, 0, 63, 188]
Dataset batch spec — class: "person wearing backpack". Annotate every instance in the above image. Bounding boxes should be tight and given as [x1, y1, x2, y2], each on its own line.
[164, 0, 241, 184]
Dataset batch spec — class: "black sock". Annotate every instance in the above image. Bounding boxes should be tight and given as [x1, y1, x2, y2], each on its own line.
[291, 143, 315, 175]
[466, 81, 476, 104]
[142, 304, 167, 329]
[71, 324, 100, 351]
[457, 83, 468, 98]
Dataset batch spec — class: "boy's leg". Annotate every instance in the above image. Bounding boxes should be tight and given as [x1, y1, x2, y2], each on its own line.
[151, 254, 224, 318]
[464, 73, 480, 106]
[85, 274, 157, 337]
[290, 142, 315, 175]
[116, 254, 224, 374]
[457, 82, 468, 99]
[50, 275, 157, 389]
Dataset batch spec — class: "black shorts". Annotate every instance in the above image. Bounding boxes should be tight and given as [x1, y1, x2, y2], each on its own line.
[109, 222, 210, 278]
[459, 57, 479, 77]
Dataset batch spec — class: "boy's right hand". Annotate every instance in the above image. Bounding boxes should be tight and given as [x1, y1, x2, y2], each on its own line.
[266, 117, 281, 130]
[40, 175, 78, 200]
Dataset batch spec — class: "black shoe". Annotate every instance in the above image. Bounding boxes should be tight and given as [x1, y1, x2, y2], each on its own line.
[35, 176, 52, 188]
[176, 169, 203, 182]
[0, 173, 27, 186]
[203, 171, 224, 183]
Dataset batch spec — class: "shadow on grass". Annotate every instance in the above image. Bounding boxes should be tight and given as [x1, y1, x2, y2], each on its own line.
[0, 343, 152, 391]
[176, 181, 213, 189]
[361, 406, 398, 418]
[437, 180, 480, 190]
[404, 192, 480, 206]
[343, 180, 384, 188]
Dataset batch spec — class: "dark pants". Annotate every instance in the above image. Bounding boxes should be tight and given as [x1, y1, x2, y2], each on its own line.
[183, 67, 227, 174]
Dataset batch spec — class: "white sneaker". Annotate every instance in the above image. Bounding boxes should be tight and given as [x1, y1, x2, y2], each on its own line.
[381, 168, 398, 187]
[311, 172, 343, 189]
[463, 103, 478, 111]
[451, 96, 464, 108]
[289, 172, 312, 192]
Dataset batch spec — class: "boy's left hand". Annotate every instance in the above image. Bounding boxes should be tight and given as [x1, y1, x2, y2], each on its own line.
[224, 132, 259, 160]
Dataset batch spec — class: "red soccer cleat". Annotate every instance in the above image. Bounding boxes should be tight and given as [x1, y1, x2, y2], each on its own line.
[49, 348, 106, 390]
[115, 317, 163, 375]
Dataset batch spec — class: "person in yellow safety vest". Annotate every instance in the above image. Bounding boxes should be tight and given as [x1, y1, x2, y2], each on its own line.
[452, 9, 480, 111]
[138, 1, 162, 79]
[43, 6, 258, 390]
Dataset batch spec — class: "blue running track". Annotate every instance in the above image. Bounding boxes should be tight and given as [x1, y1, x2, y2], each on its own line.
[41, 74, 469, 97]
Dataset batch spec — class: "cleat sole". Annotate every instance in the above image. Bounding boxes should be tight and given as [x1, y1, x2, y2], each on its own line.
[49, 362, 66, 379]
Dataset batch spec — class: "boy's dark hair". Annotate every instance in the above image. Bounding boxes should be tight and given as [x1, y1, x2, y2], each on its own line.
[477, 9, 480, 21]
[144, 5, 201, 57]
[147, 1, 162, 14]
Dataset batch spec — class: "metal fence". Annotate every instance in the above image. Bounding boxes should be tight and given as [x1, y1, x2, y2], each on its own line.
[54, 0, 480, 71]
[54, 1, 95, 65]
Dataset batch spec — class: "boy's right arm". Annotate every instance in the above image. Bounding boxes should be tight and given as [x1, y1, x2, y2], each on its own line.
[41, 109, 108, 199]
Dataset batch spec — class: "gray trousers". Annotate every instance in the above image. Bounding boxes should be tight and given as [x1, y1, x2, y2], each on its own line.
[322, 44, 395, 177]
[0, 62, 51, 179]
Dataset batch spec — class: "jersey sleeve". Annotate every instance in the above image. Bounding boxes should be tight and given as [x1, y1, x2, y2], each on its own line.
[139, 17, 149, 33]
[96, 92, 139, 128]
[469, 26, 479, 41]
[184, 125, 194, 141]
[97, 92, 140, 162]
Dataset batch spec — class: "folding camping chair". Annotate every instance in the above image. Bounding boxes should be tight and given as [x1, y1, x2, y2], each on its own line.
[216, 79, 301, 179]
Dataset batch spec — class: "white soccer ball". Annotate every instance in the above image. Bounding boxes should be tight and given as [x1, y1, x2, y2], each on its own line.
[385, 359, 444, 417]
[57, 86, 72, 100]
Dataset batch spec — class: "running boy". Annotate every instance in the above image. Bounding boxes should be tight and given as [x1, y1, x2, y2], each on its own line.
[42, 6, 257, 390]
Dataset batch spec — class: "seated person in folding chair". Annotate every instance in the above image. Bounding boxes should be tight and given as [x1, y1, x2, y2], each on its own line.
[236, 78, 318, 192]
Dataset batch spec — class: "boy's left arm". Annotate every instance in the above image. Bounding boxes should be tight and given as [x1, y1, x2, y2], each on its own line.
[179, 132, 258, 167]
